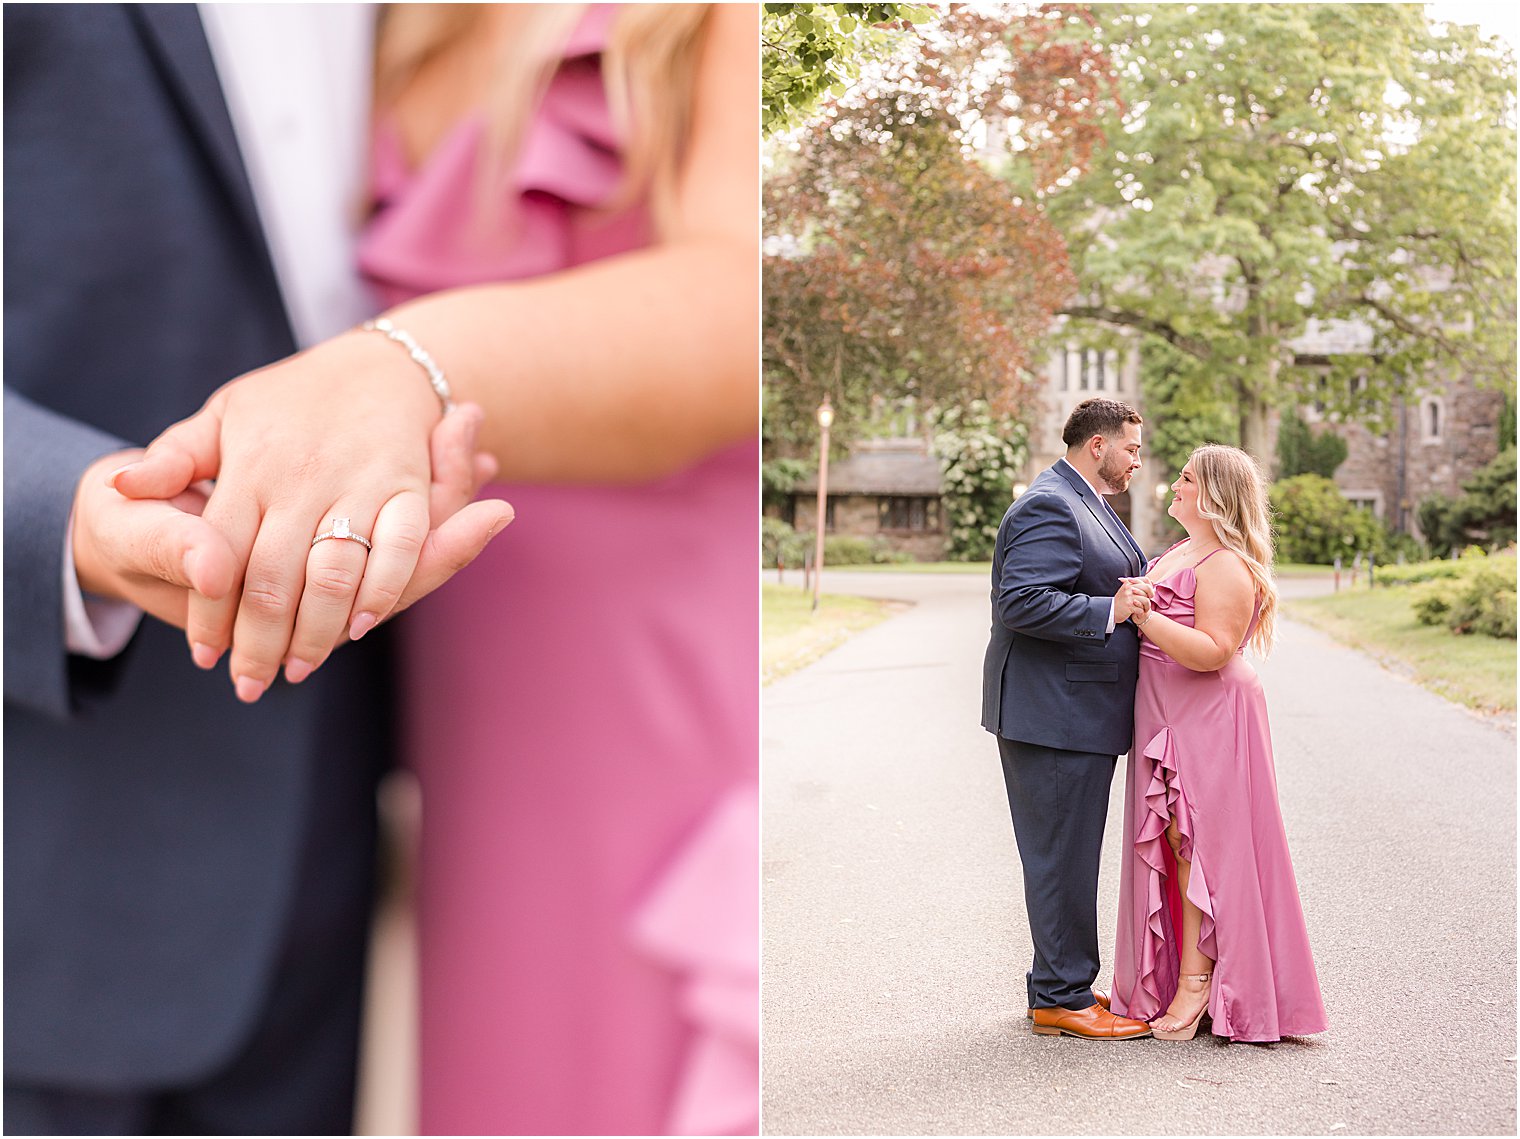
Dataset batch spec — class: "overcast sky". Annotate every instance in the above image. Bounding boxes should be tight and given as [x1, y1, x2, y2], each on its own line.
[1423, 0, 1517, 49]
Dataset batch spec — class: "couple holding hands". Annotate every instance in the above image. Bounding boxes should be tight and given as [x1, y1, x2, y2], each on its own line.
[7, 4, 755, 1135]
[983, 398, 1329, 1044]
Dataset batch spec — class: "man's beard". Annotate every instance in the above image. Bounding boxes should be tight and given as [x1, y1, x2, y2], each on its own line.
[1097, 451, 1132, 494]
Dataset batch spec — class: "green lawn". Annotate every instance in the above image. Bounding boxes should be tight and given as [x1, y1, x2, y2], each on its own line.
[762, 584, 905, 684]
[818, 560, 1330, 577]
[1284, 587, 1516, 714]
[838, 560, 991, 574]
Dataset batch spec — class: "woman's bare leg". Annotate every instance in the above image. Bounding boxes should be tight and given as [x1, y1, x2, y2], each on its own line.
[1157, 816, 1214, 1031]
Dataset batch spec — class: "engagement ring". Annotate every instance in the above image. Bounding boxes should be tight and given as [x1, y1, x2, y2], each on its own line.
[311, 517, 372, 551]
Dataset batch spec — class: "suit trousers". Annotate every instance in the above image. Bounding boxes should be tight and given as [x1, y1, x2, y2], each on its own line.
[998, 736, 1116, 1011]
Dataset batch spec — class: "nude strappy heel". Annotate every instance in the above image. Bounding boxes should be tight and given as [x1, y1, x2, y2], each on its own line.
[1151, 971, 1212, 1040]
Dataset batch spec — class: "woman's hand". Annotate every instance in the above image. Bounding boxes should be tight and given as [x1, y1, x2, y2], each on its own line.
[112, 334, 503, 699]
[1115, 577, 1155, 625]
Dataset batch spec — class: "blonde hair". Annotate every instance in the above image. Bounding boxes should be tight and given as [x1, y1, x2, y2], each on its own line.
[1188, 444, 1278, 656]
[374, 4, 710, 234]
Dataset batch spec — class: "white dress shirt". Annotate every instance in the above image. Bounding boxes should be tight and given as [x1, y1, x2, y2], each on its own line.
[1055, 457, 1120, 634]
[66, 3, 376, 656]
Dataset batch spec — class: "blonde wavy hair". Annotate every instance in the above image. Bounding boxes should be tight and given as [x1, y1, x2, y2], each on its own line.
[1188, 444, 1278, 656]
[374, 4, 710, 234]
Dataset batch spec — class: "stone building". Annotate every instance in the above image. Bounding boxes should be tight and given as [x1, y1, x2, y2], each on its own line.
[1289, 317, 1506, 540]
[778, 316, 1504, 561]
[1018, 335, 1168, 553]
[791, 437, 947, 561]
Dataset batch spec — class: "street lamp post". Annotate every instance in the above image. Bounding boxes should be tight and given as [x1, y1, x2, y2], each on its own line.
[813, 398, 833, 613]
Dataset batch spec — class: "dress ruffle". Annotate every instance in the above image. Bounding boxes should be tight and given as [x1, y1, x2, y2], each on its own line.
[1131, 725, 1218, 1021]
[359, 2, 649, 305]
[630, 784, 759, 1136]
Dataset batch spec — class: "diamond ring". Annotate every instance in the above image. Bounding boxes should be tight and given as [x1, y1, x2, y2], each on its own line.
[311, 517, 372, 551]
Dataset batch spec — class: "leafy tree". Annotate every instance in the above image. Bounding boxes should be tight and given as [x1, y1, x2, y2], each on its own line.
[764, 6, 1113, 447]
[930, 400, 1028, 560]
[1140, 340, 1238, 479]
[1276, 410, 1349, 479]
[1051, 4, 1518, 467]
[762, 3, 931, 136]
[761, 456, 810, 516]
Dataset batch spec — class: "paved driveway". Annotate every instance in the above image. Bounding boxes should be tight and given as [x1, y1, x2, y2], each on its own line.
[762, 570, 1516, 1135]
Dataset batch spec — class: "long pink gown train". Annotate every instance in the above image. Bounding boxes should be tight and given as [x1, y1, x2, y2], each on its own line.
[1111, 548, 1328, 1042]
[357, 9, 758, 1133]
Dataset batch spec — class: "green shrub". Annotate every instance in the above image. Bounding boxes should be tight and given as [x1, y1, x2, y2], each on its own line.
[1405, 551, 1517, 639]
[1411, 581, 1457, 625]
[823, 534, 910, 565]
[1417, 446, 1517, 557]
[762, 516, 809, 568]
[1269, 474, 1390, 564]
[1446, 566, 1518, 638]
[763, 519, 913, 567]
[761, 457, 810, 514]
[1375, 545, 1497, 586]
[930, 401, 1028, 562]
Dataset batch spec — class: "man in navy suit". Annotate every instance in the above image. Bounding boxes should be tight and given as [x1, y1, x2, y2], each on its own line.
[4, 6, 500, 1132]
[982, 398, 1156, 1041]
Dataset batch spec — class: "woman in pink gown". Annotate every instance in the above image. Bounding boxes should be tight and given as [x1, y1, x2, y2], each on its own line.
[357, 5, 757, 1133]
[1111, 445, 1327, 1043]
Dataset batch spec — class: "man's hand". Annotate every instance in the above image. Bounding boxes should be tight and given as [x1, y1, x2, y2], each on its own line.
[73, 449, 239, 630]
[1114, 577, 1156, 625]
[94, 400, 510, 685]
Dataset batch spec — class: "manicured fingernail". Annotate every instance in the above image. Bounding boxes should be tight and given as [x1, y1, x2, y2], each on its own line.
[349, 612, 377, 641]
[191, 642, 221, 670]
[235, 675, 269, 704]
[106, 462, 141, 488]
[488, 511, 514, 540]
[284, 658, 315, 685]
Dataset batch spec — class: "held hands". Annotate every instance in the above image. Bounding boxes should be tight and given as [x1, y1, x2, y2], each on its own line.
[1114, 576, 1157, 627]
[78, 337, 511, 700]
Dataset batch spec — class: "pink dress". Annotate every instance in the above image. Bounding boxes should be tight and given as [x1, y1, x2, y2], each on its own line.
[1110, 547, 1327, 1042]
[357, 9, 758, 1134]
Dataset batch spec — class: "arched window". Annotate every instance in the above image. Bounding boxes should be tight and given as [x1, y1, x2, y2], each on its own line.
[1421, 397, 1444, 443]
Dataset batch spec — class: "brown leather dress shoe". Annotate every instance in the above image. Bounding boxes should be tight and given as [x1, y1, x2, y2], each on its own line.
[1030, 1003, 1151, 1040]
[1026, 988, 1110, 1019]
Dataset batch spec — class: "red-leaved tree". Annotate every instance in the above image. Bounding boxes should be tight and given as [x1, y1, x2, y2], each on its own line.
[764, 5, 1117, 448]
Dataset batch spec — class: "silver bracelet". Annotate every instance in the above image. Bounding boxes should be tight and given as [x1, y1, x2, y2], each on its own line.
[361, 317, 454, 414]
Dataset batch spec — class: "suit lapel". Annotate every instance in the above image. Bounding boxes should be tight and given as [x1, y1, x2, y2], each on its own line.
[1054, 461, 1144, 573]
[128, 5, 266, 249]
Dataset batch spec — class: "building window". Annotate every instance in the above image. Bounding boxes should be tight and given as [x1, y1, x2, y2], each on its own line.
[879, 496, 939, 532]
[825, 497, 836, 532]
[1421, 397, 1443, 443]
[1076, 348, 1107, 392]
[1346, 493, 1382, 518]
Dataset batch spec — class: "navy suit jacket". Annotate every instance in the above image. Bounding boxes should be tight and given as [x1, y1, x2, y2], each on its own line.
[4, 5, 386, 1087]
[981, 460, 1146, 756]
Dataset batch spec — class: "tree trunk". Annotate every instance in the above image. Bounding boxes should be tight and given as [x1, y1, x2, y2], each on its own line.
[1239, 390, 1277, 476]
[1237, 316, 1282, 478]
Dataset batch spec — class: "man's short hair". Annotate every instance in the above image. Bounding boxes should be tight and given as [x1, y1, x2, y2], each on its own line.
[1061, 398, 1143, 448]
